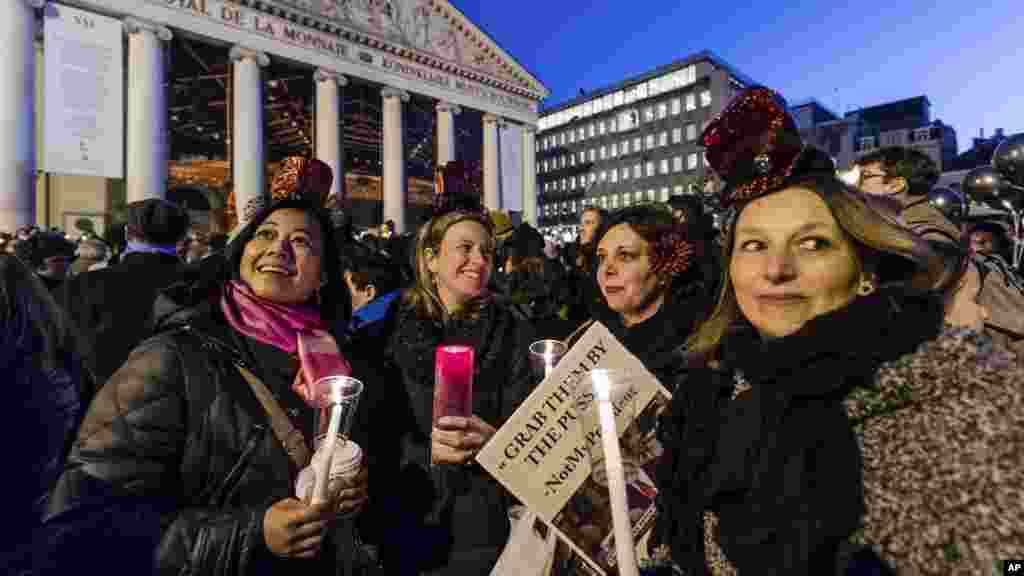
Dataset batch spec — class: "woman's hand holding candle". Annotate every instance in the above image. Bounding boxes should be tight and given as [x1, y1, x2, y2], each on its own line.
[431, 415, 496, 465]
[331, 463, 369, 516]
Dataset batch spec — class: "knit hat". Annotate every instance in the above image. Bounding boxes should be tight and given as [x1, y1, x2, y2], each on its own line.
[489, 210, 514, 241]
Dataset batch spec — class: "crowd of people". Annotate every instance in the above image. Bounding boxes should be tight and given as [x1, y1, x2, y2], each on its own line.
[7, 86, 1024, 575]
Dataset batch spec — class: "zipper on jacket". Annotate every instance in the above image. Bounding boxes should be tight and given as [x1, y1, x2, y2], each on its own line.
[209, 423, 268, 505]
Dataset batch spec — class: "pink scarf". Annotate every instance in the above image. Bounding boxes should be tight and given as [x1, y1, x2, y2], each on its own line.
[221, 280, 351, 406]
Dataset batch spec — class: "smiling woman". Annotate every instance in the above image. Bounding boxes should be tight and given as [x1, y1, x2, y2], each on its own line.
[387, 210, 538, 575]
[42, 157, 404, 576]
[657, 87, 1024, 576]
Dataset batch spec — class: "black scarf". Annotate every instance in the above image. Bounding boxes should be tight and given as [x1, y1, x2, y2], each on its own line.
[659, 289, 943, 575]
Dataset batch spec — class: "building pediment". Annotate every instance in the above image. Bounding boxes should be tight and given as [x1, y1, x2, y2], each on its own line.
[240, 0, 548, 100]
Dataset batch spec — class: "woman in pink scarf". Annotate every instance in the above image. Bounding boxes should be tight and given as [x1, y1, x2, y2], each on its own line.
[42, 158, 400, 576]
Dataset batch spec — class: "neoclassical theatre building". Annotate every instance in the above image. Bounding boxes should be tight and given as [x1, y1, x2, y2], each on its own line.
[3, 0, 548, 238]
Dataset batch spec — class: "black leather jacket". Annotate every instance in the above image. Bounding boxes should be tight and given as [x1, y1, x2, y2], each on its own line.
[41, 284, 397, 576]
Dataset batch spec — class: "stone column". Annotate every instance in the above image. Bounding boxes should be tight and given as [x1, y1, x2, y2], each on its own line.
[124, 18, 172, 203]
[0, 0, 44, 232]
[482, 113, 503, 211]
[521, 125, 538, 226]
[230, 46, 269, 226]
[435, 102, 461, 167]
[314, 69, 347, 202]
[381, 87, 409, 234]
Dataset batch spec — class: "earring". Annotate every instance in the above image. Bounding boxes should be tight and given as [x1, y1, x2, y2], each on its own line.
[857, 279, 875, 296]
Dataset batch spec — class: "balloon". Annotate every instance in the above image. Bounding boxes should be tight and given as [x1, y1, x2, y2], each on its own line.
[927, 186, 967, 222]
[993, 132, 1024, 188]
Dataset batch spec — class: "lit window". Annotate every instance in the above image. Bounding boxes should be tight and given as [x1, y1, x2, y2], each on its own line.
[633, 137, 642, 151]
[687, 153, 698, 170]
[622, 166, 630, 180]
[672, 127, 682, 144]
[561, 179, 567, 190]
[609, 118, 617, 133]
[646, 161, 655, 177]
[660, 187, 670, 202]
[657, 102, 668, 119]
[686, 93, 696, 111]
[600, 146, 607, 160]
[673, 185, 684, 196]
[612, 194, 619, 208]
[561, 156, 567, 168]
[588, 123, 596, 137]
[659, 159, 669, 174]
[646, 134, 656, 149]
[561, 132, 567, 144]
[644, 106, 655, 121]
[633, 164, 642, 178]
[569, 130, 575, 144]
[610, 143, 618, 158]
[600, 170, 607, 182]
[659, 132, 668, 147]
[673, 156, 683, 172]
[622, 193, 631, 207]
[687, 123, 697, 141]
[589, 149, 597, 162]
[700, 89, 712, 107]
[671, 98, 681, 115]
[578, 127, 585, 141]
[579, 150, 586, 163]
[610, 170, 618, 183]
[637, 190, 646, 203]
[543, 160, 548, 172]
[621, 139, 630, 155]
[590, 173, 597, 184]
[599, 121, 606, 135]
[570, 155, 576, 166]
[600, 196, 607, 209]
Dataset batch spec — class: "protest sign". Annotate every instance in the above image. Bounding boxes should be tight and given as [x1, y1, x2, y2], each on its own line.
[477, 322, 672, 575]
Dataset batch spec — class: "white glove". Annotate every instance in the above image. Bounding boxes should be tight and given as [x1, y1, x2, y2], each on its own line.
[295, 440, 363, 503]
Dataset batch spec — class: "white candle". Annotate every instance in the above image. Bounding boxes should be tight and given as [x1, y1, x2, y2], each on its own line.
[312, 403, 342, 505]
[543, 353, 555, 378]
[592, 371, 639, 576]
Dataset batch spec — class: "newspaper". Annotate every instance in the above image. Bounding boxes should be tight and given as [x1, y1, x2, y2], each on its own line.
[477, 322, 672, 575]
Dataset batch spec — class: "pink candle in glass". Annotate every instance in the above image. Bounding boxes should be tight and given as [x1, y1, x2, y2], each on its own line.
[434, 345, 474, 424]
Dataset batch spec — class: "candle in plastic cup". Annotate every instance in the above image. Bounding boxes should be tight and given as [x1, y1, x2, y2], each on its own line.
[309, 376, 363, 504]
[529, 339, 567, 379]
[434, 345, 474, 424]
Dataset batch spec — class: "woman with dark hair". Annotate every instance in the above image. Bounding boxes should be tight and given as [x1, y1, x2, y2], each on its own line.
[42, 158, 400, 575]
[388, 209, 536, 574]
[656, 87, 1024, 575]
[2, 254, 86, 572]
[590, 203, 711, 384]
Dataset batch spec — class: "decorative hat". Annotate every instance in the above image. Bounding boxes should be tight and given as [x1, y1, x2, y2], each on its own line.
[702, 86, 806, 207]
[270, 156, 334, 206]
[226, 157, 334, 241]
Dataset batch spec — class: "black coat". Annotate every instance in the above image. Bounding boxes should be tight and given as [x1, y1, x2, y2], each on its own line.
[657, 290, 943, 575]
[387, 301, 536, 575]
[53, 252, 185, 400]
[40, 281, 402, 576]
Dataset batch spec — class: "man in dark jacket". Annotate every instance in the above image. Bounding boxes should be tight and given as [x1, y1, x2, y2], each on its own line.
[54, 198, 190, 400]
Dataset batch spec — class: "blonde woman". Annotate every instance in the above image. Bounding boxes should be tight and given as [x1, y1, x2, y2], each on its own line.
[656, 87, 1024, 575]
[387, 209, 537, 575]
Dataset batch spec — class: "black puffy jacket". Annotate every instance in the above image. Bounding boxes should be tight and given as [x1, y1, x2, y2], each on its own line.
[41, 281, 401, 576]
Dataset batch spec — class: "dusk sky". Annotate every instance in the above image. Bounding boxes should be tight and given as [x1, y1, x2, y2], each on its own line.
[456, 0, 1021, 152]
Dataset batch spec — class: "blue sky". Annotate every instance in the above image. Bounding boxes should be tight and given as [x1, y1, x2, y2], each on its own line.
[455, 0, 1021, 152]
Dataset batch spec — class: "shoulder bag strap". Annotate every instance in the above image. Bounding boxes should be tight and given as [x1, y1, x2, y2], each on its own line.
[235, 363, 312, 469]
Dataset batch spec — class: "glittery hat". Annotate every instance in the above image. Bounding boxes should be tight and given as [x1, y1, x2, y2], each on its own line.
[270, 156, 334, 206]
[702, 86, 808, 207]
